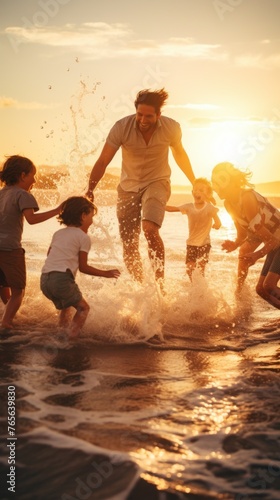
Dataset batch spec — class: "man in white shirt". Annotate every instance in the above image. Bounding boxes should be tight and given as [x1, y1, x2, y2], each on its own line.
[86, 88, 195, 286]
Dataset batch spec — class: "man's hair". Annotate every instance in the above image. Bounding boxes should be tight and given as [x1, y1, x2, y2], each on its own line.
[58, 196, 97, 227]
[134, 88, 169, 114]
[0, 155, 34, 185]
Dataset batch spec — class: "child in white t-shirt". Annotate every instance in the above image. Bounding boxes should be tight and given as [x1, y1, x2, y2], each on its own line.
[166, 178, 221, 279]
[40, 196, 120, 338]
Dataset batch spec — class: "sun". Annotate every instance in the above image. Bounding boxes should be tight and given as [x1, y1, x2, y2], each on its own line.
[219, 208, 234, 231]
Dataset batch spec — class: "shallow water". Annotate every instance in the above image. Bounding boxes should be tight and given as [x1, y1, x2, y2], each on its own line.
[1, 194, 280, 499]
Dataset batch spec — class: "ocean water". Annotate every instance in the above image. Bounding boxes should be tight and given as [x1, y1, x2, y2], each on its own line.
[1, 188, 280, 500]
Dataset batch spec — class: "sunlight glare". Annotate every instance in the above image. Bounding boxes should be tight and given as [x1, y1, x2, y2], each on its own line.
[219, 209, 234, 230]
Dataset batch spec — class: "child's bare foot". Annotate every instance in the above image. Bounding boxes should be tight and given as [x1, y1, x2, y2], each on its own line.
[265, 318, 280, 329]
[68, 327, 81, 339]
[1, 322, 14, 329]
[157, 278, 166, 296]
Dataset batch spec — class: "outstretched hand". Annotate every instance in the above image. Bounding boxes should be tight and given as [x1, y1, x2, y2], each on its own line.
[221, 240, 238, 253]
[105, 269, 121, 279]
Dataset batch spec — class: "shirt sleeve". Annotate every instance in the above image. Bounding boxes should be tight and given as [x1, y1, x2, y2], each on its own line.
[169, 121, 183, 148]
[248, 213, 263, 233]
[80, 233, 91, 253]
[106, 121, 123, 150]
[18, 190, 39, 212]
[179, 203, 190, 214]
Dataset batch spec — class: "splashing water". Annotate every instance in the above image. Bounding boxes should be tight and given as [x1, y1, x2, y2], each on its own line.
[1, 76, 280, 500]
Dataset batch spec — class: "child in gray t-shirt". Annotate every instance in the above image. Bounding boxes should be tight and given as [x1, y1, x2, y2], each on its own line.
[0, 155, 62, 329]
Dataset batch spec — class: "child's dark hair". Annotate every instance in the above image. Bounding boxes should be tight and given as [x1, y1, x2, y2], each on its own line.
[134, 88, 169, 114]
[58, 196, 97, 227]
[0, 155, 34, 185]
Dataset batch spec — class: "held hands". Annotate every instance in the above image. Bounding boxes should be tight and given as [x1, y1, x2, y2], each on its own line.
[221, 240, 239, 253]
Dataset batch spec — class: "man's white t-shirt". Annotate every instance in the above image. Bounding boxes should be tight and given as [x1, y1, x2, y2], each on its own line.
[41, 227, 91, 277]
[106, 114, 182, 192]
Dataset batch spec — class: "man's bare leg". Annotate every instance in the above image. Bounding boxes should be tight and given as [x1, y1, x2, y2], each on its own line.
[120, 228, 143, 282]
[122, 244, 143, 282]
[142, 220, 164, 282]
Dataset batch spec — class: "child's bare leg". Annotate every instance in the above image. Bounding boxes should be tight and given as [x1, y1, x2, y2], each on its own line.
[0, 287, 11, 305]
[69, 298, 90, 338]
[197, 258, 207, 277]
[1, 288, 24, 328]
[257, 272, 280, 310]
[186, 261, 195, 281]
[59, 307, 73, 328]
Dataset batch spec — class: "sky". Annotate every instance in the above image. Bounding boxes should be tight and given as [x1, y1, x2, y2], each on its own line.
[0, 0, 280, 186]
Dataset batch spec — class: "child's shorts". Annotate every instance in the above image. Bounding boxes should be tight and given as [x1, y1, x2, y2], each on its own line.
[186, 244, 211, 264]
[0, 268, 8, 287]
[0, 248, 26, 288]
[40, 270, 82, 310]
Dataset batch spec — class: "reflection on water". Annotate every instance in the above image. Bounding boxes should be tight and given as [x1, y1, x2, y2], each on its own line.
[1, 196, 280, 498]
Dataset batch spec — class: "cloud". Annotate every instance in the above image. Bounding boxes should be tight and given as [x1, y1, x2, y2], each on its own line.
[4, 23, 227, 61]
[5, 23, 279, 67]
[154, 38, 227, 60]
[5, 22, 133, 50]
[235, 53, 280, 69]
[233, 39, 280, 69]
[0, 96, 55, 109]
[187, 116, 280, 129]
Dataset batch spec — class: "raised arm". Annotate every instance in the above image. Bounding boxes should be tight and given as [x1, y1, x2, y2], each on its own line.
[23, 204, 61, 225]
[165, 205, 180, 212]
[170, 143, 195, 185]
[86, 142, 118, 200]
